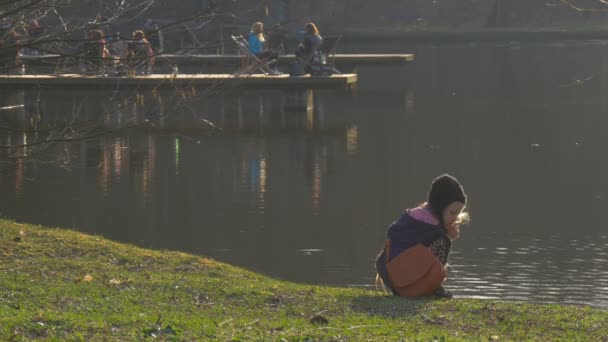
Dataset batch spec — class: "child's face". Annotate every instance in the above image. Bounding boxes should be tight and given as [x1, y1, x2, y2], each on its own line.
[442, 201, 465, 228]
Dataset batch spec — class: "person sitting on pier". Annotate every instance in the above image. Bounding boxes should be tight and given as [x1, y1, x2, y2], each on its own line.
[0, 23, 22, 74]
[248, 22, 278, 70]
[80, 29, 111, 74]
[127, 30, 155, 75]
[295, 22, 323, 74]
[375, 174, 470, 299]
[23, 20, 45, 56]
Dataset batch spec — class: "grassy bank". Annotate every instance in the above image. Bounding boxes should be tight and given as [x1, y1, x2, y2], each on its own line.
[0, 219, 606, 341]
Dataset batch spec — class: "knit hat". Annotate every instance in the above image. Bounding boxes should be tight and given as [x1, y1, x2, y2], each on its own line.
[427, 174, 467, 215]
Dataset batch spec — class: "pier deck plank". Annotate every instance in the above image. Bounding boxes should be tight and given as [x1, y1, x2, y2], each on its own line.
[158, 53, 415, 64]
[0, 73, 357, 88]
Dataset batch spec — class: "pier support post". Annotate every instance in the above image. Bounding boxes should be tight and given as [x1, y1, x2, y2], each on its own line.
[284, 89, 313, 116]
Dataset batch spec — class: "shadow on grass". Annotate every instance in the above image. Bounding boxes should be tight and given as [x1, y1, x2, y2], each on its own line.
[350, 294, 434, 318]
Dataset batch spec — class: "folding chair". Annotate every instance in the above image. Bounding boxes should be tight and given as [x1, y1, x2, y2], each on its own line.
[308, 35, 341, 76]
[231, 35, 280, 76]
[320, 35, 341, 71]
[266, 27, 288, 55]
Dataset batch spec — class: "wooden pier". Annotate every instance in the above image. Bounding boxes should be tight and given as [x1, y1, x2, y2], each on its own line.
[158, 53, 415, 65]
[0, 73, 357, 89]
[21, 53, 414, 68]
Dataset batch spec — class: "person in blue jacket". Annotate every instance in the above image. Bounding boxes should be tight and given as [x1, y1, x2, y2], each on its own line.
[248, 22, 278, 68]
[376, 174, 469, 298]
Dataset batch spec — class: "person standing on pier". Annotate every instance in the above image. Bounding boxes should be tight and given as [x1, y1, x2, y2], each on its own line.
[80, 29, 111, 74]
[375, 174, 470, 299]
[127, 30, 155, 75]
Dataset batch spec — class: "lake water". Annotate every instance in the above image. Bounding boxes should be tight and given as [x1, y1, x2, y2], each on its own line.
[1, 40, 608, 307]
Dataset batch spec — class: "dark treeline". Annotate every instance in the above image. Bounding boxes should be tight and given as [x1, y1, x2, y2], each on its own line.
[83, 0, 608, 51]
[158, 0, 608, 33]
[129, 0, 608, 50]
[2, 0, 607, 60]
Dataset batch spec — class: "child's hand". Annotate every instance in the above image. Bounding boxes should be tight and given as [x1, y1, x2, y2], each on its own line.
[447, 223, 460, 240]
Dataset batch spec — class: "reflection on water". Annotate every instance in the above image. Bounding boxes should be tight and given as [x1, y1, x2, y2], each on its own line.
[100, 141, 110, 195]
[2, 41, 608, 307]
[173, 138, 180, 176]
[15, 158, 24, 198]
[345, 125, 358, 155]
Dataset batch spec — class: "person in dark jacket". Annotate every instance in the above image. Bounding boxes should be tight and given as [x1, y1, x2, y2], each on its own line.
[127, 29, 155, 75]
[376, 174, 469, 298]
[295, 22, 322, 73]
[142, 19, 161, 52]
[0, 23, 21, 74]
[80, 29, 110, 74]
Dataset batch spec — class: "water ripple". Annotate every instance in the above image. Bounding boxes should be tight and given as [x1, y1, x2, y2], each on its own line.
[442, 231, 608, 307]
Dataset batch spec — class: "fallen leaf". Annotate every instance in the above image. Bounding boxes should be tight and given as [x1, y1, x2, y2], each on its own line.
[109, 278, 127, 285]
[32, 312, 45, 321]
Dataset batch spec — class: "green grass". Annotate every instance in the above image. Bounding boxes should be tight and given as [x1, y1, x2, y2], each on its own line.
[0, 219, 606, 341]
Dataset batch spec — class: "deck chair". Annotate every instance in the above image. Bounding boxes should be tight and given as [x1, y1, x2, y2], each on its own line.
[320, 35, 341, 67]
[231, 35, 280, 76]
[310, 35, 342, 76]
[266, 27, 288, 55]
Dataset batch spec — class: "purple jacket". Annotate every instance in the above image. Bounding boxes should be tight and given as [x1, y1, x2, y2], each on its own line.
[376, 209, 447, 294]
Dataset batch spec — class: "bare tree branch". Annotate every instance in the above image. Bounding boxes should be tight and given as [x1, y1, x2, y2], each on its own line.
[0, 0, 46, 21]
[556, 0, 608, 12]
